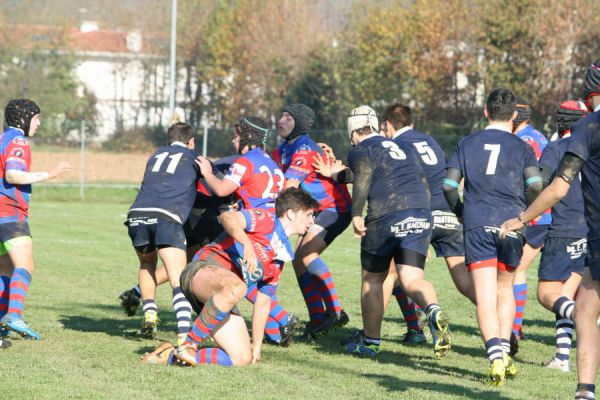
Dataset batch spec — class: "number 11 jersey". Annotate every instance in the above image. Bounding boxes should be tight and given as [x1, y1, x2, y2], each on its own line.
[447, 128, 538, 230]
[129, 142, 200, 224]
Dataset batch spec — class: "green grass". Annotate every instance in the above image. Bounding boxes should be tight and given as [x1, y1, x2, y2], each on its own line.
[0, 201, 581, 399]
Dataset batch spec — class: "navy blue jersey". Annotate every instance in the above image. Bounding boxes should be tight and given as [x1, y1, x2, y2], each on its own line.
[348, 134, 430, 220]
[566, 110, 600, 240]
[448, 128, 538, 230]
[539, 137, 587, 238]
[129, 143, 200, 224]
[394, 128, 449, 211]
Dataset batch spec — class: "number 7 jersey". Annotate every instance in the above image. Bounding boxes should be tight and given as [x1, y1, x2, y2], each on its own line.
[129, 143, 200, 224]
[447, 128, 538, 230]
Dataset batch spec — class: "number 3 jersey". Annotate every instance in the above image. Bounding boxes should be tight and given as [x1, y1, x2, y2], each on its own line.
[224, 148, 284, 212]
[447, 127, 538, 230]
[129, 142, 200, 224]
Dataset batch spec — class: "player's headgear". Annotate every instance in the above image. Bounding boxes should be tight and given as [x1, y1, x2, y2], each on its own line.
[5, 98, 40, 136]
[556, 100, 589, 137]
[235, 116, 269, 154]
[281, 103, 315, 142]
[513, 96, 531, 129]
[582, 59, 600, 111]
[347, 105, 378, 139]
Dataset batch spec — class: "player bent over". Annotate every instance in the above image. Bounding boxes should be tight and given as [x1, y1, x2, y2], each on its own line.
[171, 188, 317, 366]
[0, 99, 70, 342]
[536, 100, 589, 372]
[125, 123, 196, 344]
[339, 106, 450, 359]
[445, 88, 542, 385]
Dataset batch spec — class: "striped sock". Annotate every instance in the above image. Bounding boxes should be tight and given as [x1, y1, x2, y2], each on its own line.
[297, 272, 325, 323]
[245, 285, 287, 342]
[264, 318, 281, 343]
[142, 299, 158, 314]
[501, 338, 510, 354]
[185, 297, 228, 346]
[195, 347, 233, 366]
[133, 285, 141, 296]
[392, 286, 421, 331]
[512, 282, 528, 336]
[552, 296, 575, 320]
[269, 296, 290, 326]
[485, 337, 504, 363]
[555, 315, 574, 362]
[7, 268, 31, 317]
[307, 258, 342, 315]
[0, 275, 9, 319]
[172, 286, 192, 335]
[576, 384, 596, 400]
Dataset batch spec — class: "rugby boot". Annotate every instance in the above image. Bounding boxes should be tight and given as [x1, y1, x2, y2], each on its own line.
[119, 288, 141, 317]
[400, 329, 426, 345]
[343, 333, 380, 358]
[0, 315, 41, 340]
[503, 352, 518, 378]
[140, 311, 159, 339]
[488, 358, 506, 386]
[279, 314, 301, 347]
[309, 309, 350, 338]
[509, 331, 519, 357]
[340, 329, 364, 347]
[174, 343, 198, 367]
[544, 356, 570, 372]
[427, 308, 451, 358]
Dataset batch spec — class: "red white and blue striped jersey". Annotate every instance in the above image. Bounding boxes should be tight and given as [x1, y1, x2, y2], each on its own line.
[224, 148, 284, 212]
[0, 128, 32, 222]
[517, 124, 552, 225]
[197, 208, 294, 287]
[272, 135, 351, 212]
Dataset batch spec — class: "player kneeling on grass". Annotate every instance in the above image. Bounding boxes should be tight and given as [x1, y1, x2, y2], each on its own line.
[160, 188, 317, 367]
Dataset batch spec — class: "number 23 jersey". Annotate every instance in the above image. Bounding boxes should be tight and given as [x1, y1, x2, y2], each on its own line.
[447, 128, 538, 230]
[129, 142, 200, 224]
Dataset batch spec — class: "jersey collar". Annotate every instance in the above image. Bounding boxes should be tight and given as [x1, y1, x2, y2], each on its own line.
[392, 126, 412, 139]
[170, 141, 187, 148]
[485, 123, 511, 133]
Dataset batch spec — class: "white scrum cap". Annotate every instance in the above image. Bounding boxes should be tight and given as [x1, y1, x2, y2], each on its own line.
[347, 105, 378, 138]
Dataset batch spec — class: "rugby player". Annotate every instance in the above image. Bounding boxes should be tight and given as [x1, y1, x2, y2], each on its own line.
[173, 188, 318, 366]
[0, 99, 71, 342]
[501, 59, 600, 400]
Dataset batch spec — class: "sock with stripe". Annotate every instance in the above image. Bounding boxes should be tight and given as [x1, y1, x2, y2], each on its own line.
[297, 272, 325, 323]
[576, 384, 596, 400]
[552, 296, 575, 321]
[195, 347, 234, 366]
[6, 268, 31, 318]
[185, 296, 228, 346]
[392, 285, 422, 332]
[0, 275, 9, 320]
[555, 314, 574, 362]
[142, 299, 158, 314]
[512, 282, 528, 337]
[485, 337, 504, 363]
[172, 286, 192, 337]
[501, 338, 510, 355]
[132, 285, 141, 296]
[245, 285, 289, 342]
[307, 258, 342, 315]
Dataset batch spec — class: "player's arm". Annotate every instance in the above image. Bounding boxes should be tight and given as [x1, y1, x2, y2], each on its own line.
[5, 162, 71, 185]
[523, 165, 543, 206]
[219, 210, 258, 273]
[350, 155, 372, 237]
[443, 168, 463, 218]
[195, 156, 238, 197]
[500, 153, 582, 236]
[251, 287, 272, 364]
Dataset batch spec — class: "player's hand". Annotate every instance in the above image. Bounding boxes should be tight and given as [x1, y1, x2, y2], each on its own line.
[499, 218, 524, 239]
[286, 178, 300, 189]
[252, 345, 261, 364]
[195, 156, 212, 177]
[49, 162, 72, 179]
[242, 242, 258, 274]
[317, 142, 336, 160]
[352, 216, 367, 238]
[312, 153, 346, 178]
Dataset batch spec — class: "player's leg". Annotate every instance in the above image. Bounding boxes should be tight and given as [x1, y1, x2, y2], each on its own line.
[136, 249, 159, 338]
[245, 283, 298, 345]
[195, 313, 252, 366]
[445, 256, 476, 304]
[292, 235, 326, 328]
[176, 261, 246, 366]
[512, 242, 541, 340]
[120, 265, 169, 317]
[0, 223, 40, 340]
[575, 267, 600, 400]
[384, 264, 424, 345]
[497, 266, 516, 356]
[0, 250, 13, 347]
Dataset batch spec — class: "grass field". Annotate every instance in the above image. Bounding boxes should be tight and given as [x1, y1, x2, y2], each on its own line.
[0, 197, 583, 399]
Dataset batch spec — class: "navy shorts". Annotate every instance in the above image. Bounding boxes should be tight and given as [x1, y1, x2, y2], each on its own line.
[539, 237, 586, 281]
[183, 208, 224, 248]
[307, 209, 351, 245]
[464, 226, 525, 271]
[524, 224, 549, 248]
[587, 238, 600, 281]
[361, 209, 432, 272]
[430, 210, 464, 258]
[126, 215, 187, 253]
[0, 221, 31, 242]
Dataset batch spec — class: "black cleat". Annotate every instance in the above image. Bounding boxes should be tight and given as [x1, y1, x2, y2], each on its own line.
[119, 288, 141, 317]
[279, 314, 301, 347]
[340, 329, 364, 347]
[509, 332, 519, 357]
[307, 310, 350, 339]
